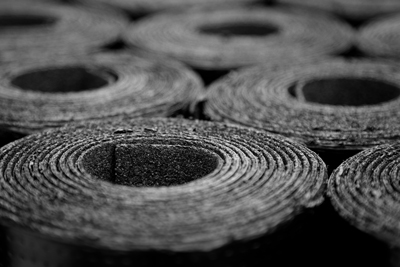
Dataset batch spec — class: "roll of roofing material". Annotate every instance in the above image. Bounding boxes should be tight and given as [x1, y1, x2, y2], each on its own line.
[276, 0, 400, 21]
[0, 117, 327, 267]
[0, 0, 128, 58]
[204, 59, 400, 172]
[357, 13, 400, 59]
[74, 0, 265, 17]
[124, 6, 354, 71]
[0, 52, 203, 136]
[328, 142, 400, 266]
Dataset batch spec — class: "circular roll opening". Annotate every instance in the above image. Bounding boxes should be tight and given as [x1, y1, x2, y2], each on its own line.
[0, 14, 56, 27]
[11, 66, 117, 93]
[295, 78, 400, 106]
[199, 22, 279, 37]
[82, 143, 219, 187]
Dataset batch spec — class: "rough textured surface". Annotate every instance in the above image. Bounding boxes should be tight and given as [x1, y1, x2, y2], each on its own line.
[124, 6, 353, 70]
[0, 117, 327, 266]
[328, 142, 400, 265]
[205, 59, 400, 152]
[0, 0, 128, 61]
[0, 52, 203, 135]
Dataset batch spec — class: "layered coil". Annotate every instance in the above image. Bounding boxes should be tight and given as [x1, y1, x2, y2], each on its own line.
[357, 13, 400, 59]
[124, 6, 354, 70]
[328, 142, 400, 266]
[276, 0, 400, 21]
[0, 0, 128, 62]
[0, 52, 203, 135]
[0, 117, 327, 267]
[74, 0, 263, 15]
[204, 59, 400, 170]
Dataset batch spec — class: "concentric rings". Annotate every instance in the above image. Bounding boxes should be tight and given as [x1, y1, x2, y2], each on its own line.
[328, 142, 400, 252]
[124, 6, 354, 70]
[276, 0, 400, 20]
[205, 59, 400, 151]
[0, 52, 203, 134]
[0, 117, 326, 266]
[0, 0, 128, 60]
[357, 13, 400, 59]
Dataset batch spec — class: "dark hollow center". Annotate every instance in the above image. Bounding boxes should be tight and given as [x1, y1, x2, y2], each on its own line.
[11, 66, 117, 93]
[292, 78, 400, 106]
[0, 14, 56, 27]
[199, 22, 278, 37]
[82, 144, 219, 187]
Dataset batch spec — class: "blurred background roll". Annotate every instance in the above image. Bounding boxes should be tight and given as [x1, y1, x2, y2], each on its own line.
[329, 143, 400, 267]
[357, 13, 400, 60]
[124, 6, 353, 84]
[0, 52, 203, 143]
[275, 0, 400, 22]
[204, 59, 400, 173]
[0, 117, 326, 267]
[0, 0, 128, 61]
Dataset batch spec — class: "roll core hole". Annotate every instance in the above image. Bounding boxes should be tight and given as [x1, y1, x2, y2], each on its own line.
[291, 78, 400, 106]
[199, 22, 278, 37]
[83, 144, 219, 187]
[11, 66, 117, 93]
[0, 14, 56, 27]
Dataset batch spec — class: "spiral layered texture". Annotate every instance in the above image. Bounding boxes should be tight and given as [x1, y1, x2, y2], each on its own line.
[277, 0, 400, 20]
[357, 13, 400, 59]
[0, 0, 127, 61]
[205, 59, 400, 151]
[0, 52, 202, 134]
[0, 118, 326, 265]
[328, 142, 400, 249]
[75, 0, 261, 14]
[124, 6, 354, 70]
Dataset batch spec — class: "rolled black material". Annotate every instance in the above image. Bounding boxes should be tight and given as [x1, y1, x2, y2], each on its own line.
[204, 59, 400, 171]
[276, 0, 400, 21]
[0, 117, 327, 267]
[124, 6, 353, 70]
[0, 0, 128, 62]
[357, 13, 400, 59]
[0, 52, 203, 135]
[328, 143, 400, 266]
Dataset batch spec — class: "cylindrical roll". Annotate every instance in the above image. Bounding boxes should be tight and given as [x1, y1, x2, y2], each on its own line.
[0, 52, 203, 135]
[328, 142, 400, 266]
[74, 0, 264, 15]
[0, 0, 128, 59]
[276, 0, 400, 21]
[0, 117, 327, 267]
[357, 13, 400, 59]
[124, 6, 354, 70]
[204, 59, 400, 171]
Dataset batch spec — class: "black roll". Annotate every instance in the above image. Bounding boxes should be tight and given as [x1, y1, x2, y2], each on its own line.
[124, 6, 353, 71]
[357, 13, 400, 59]
[276, 0, 400, 21]
[204, 59, 400, 172]
[0, 0, 128, 61]
[0, 117, 327, 267]
[328, 143, 400, 266]
[0, 52, 203, 136]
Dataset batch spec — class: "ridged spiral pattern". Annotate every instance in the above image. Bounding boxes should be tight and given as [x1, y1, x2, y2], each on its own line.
[277, 0, 400, 20]
[0, 118, 326, 254]
[328, 142, 400, 249]
[0, 52, 203, 134]
[205, 59, 400, 150]
[0, 0, 127, 62]
[357, 14, 400, 59]
[124, 6, 354, 70]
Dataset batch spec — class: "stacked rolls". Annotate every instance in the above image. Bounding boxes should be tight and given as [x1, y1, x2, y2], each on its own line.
[0, 118, 327, 267]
